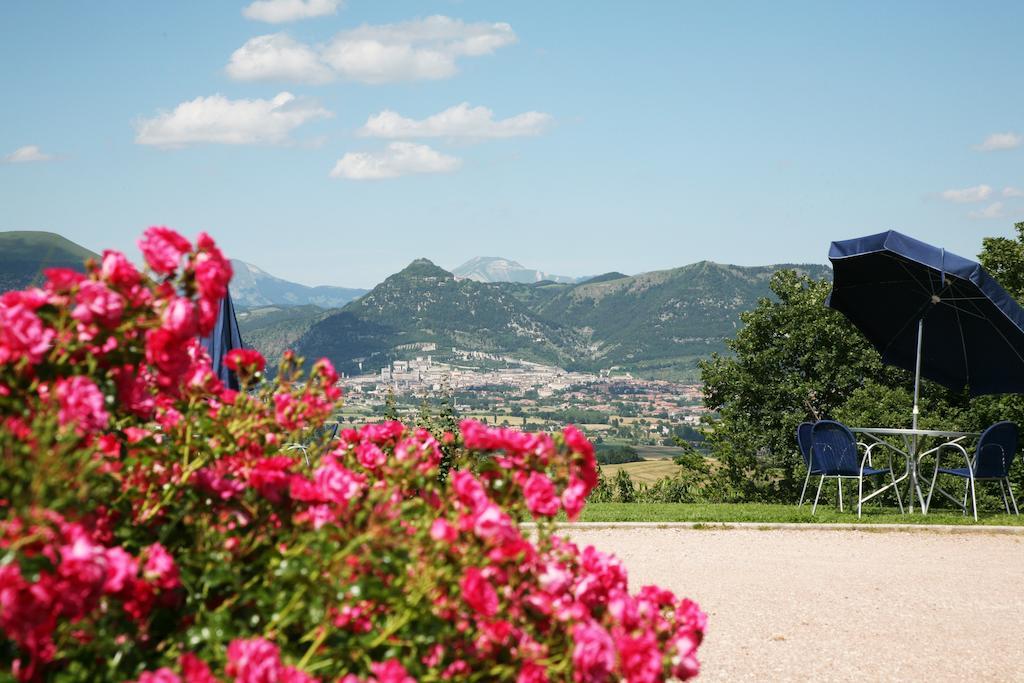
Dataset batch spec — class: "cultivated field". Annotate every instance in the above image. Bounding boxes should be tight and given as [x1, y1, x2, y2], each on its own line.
[600, 458, 681, 484]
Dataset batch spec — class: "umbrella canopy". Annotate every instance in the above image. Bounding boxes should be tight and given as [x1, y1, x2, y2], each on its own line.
[827, 230, 1024, 397]
[200, 288, 244, 391]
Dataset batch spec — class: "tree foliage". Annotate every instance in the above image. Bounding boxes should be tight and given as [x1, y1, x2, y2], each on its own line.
[700, 225, 1024, 503]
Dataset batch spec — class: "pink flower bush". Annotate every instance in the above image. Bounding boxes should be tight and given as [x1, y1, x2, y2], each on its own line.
[0, 227, 704, 681]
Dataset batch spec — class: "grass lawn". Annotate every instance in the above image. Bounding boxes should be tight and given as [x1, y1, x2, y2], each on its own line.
[575, 502, 1024, 526]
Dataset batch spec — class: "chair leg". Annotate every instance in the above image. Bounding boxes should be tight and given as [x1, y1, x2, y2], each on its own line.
[962, 482, 969, 516]
[891, 471, 904, 514]
[1000, 479, 1011, 514]
[799, 469, 811, 506]
[812, 475, 825, 514]
[969, 475, 978, 522]
[857, 476, 863, 518]
[925, 462, 940, 514]
[1007, 479, 1020, 515]
[838, 478, 843, 512]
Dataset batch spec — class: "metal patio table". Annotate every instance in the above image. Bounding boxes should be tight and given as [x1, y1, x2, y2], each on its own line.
[851, 427, 980, 513]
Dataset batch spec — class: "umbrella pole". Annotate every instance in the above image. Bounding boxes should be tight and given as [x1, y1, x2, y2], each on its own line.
[912, 319, 923, 431]
[910, 318, 924, 512]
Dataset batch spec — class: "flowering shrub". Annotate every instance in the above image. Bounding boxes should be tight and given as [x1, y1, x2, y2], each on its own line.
[0, 227, 705, 681]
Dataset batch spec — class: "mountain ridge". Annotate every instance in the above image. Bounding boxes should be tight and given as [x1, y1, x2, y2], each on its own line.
[271, 257, 832, 380]
[452, 256, 580, 284]
[230, 259, 367, 309]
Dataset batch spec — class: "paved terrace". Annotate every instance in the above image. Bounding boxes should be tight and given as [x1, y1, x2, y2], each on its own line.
[563, 524, 1024, 681]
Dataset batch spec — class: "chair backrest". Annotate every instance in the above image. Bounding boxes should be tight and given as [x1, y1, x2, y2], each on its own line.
[810, 420, 861, 476]
[796, 422, 814, 467]
[973, 421, 1018, 478]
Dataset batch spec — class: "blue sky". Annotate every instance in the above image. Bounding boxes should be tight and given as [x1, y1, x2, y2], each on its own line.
[2, 1, 1022, 288]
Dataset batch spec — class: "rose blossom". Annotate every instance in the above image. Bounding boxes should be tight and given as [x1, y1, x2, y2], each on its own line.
[460, 567, 499, 617]
[138, 226, 191, 275]
[522, 472, 560, 517]
[55, 375, 109, 434]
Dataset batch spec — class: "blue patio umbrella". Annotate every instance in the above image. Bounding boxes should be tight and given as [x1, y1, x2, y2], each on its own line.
[827, 230, 1024, 428]
[200, 287, 244, 391]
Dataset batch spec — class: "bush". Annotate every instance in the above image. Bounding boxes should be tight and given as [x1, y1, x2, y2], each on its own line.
[0, 228, 705, 681]
[595, 445, 643, 465]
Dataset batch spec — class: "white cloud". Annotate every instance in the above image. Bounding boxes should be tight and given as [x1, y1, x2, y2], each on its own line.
[243, 0, 342, 23]
[969, 202, 1004, 219]
[330, 142, 461, 180]
[941, 184, 992, 203]
[227, 16, 516, 84]
[4, 145, 54, 163]
[227, 34, 334, 84]
[1003, 186, 1024, 198]
[135, 92, 331, 148]
[359, 103, 551, 140]
[974, 132, 1021, 152]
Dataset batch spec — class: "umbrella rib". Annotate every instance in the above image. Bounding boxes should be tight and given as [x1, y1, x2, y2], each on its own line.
[960, 290, 1024, 368]
[939, 301, 989, 321]
[896, 258, 936, 296]
[950, 288, 971, 389]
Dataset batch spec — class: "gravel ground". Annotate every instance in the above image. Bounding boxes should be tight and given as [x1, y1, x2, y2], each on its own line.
[565, 526, 1024, 682]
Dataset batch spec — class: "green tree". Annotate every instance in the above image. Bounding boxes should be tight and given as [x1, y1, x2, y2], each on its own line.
[383, 388, 399, 421]
[700, 224, 1024, 504]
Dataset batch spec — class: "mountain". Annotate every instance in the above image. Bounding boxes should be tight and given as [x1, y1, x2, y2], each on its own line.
[532, 261, 831, 379]
[272, 258, 831, 380]
[293, 259, 587, 376]
[452, 256, 580, 285]
[235, 304, 337, 372]
[230, 259, 367, 309]
[0, 231, 98, 292]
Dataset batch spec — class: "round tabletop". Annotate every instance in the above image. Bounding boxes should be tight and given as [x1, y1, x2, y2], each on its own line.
[850, 427, 980, 438]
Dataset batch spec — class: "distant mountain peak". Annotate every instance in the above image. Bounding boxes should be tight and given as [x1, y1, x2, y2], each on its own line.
[395, 258, 453, 280]
[230, 259, 367, 309]
[452, 256, 578, 284]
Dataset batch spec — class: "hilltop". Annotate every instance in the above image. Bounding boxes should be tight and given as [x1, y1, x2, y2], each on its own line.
[0, 231, 98, 291]
[261, 258, 831, 380]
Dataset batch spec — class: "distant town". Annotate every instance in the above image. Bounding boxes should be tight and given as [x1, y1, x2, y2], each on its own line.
[336, 348, 707, 449]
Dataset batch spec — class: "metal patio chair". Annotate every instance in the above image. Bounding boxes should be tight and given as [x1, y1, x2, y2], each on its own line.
[285, 421, 340, 466]
[924, 421, 1019, 520]
[796, 421, 819, 506]
[810, 420, 905, 517]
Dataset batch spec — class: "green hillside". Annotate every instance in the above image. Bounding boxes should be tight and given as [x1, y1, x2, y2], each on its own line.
[534, 261, 832, 378]
[294, 259, 587, 375]
[274, 258, 831, 380]
[235, 304, 337, 372]
[0, 231, 98, 291]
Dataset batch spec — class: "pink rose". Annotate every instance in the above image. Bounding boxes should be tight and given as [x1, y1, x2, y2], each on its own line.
[571, 621, 616, 682]
[55, 375, 109, 434]
[103, 546, 138, 594]
[143, 543, 180, 591]
[0, 295, 55, 365]
[560, 478, 588, 521]
[430, 518, 457, 543]
[225, 348, 266, 373]
[71, 280, 125, 328]
[100, 250, 141, 288]
[180, 653, 218, 683]
[162, 297, 198, 338]
[138, 226, 192, 275]
[460, 567, 499, 617]
[193, 232, 232, 302]
[134, 669, 181, 683]
[226, 637, 282, 683]
[523, 472, 560, 517]
[369, 660, 415, 683]
[473, 503, 518, 544]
